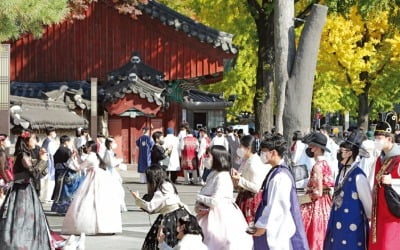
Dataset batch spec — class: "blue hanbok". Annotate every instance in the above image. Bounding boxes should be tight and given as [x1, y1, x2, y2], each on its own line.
[324, 163, 370, 250]
[51, 146, 84, 214]
[136, 135, 154, 173]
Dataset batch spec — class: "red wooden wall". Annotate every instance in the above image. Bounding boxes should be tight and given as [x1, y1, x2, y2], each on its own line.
[8, 1, 234, 82]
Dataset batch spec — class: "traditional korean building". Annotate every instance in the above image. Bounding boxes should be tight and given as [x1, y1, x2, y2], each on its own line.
[7, 0, 237, 163]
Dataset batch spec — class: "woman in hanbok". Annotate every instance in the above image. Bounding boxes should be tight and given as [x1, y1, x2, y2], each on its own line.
[130, 165, 190, 250]
[196, 145, 253, 250]
[300, 132, 335, 250]
[62, 140, 122, 235]
[232, 135, 270, 224]
[157, 214, 207, 250]
[103, 137, 127, 212]
[51, 135, 84, 214]
[0, 131, 53, 249]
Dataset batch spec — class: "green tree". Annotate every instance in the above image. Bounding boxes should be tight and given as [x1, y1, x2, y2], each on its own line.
[160, 0, 261, 124]
[0, 0, 70, 42]
[0, 0, 147, 42]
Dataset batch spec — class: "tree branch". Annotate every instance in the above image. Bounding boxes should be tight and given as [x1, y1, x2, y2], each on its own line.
[247, 0, 262, 20]
[294, 0, 321, 28]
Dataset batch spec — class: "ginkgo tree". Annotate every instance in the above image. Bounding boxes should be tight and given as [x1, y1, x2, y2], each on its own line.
[314, 6, 400, 130]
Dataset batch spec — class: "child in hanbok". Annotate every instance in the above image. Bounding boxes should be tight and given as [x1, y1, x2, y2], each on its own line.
[130, 165, 190, 250]
[62, 140, 122, 235]
[157, 214, 207, 250]
[196, 145, 253, 250]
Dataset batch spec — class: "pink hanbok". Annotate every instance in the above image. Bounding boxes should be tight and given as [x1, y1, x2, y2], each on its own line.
[300, 158, 334, 250]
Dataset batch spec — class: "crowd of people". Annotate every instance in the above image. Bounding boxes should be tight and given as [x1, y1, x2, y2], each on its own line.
[1, 116, 400, 249]
[0, 127, 127, 249]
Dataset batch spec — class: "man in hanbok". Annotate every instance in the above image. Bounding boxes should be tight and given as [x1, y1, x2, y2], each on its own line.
[180, 128, 199, 184]
[41, 126, 58, 203]
[136, 127, 154, 183]
[252, 134, 309, 250]
[369, 118, 400, 250]
[324, 130, 372, 249]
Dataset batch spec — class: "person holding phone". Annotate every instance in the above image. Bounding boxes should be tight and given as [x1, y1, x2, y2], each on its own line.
[195, 145, 253, 249]
[0, 131, 53, 249]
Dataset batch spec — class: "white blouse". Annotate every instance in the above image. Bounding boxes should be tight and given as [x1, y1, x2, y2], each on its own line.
[197, 171, 234, 208]
[135, 182, 181, 214]
[238, 154, 271, 193]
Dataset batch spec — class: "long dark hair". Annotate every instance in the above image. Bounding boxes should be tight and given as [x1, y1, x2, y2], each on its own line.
[105, 137, 114, 150]
[85, 140, 106, 170]
[210, 145, 231, 172]
[240, 135, 257, 154]
[179, 214, 204, 239]
[146, 164, 177, 197]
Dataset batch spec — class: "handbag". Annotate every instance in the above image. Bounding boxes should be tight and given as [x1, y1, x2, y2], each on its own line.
[383, 162, 400, 218]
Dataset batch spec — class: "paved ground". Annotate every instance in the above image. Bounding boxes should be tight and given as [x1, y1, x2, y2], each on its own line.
[45, 165, 202, 250]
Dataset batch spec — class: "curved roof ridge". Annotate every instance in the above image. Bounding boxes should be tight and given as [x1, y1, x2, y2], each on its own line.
[138, 0, 238, 54]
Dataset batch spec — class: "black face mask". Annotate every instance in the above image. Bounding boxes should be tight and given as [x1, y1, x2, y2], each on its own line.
[337, 151, 342, 162]
[305, 148, 314, 158]
[292, 136, 297, 141]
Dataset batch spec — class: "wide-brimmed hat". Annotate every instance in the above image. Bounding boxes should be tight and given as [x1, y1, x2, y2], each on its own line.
[302, 132, 331, 153]
[343, 130, 369, 158]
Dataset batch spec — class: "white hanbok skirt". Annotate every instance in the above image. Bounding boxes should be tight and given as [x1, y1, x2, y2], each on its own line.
[62, 166, 122, 235]
[198, 201, 253, 250]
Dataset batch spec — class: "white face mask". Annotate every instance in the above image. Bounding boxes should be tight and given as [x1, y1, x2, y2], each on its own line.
[374, 139, 385, 152]
[111, 143, 118, 149]
[236, 147, 245, 159]
[4, 139, 11, 148]
[260, 151, 268, 164]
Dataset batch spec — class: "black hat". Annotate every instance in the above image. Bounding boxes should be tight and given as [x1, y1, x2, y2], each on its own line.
[343, 130, 369, 158]
[374, 121, 392, 136]
[302, 132, 331, 152]
[375, 111, 398, 136]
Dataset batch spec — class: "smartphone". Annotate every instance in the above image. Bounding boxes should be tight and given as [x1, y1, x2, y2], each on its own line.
[246, 226, 257, 235]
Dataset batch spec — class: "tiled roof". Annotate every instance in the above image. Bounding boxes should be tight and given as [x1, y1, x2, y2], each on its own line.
[183, 89, 226, 103]
[10, 96, 87, 130]
[101, 54, 166, 106]
[11, 81, 90, 110]
[138, 0, 238, 54]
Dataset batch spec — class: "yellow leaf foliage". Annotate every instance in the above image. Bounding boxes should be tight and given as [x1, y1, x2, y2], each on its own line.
[315, 6, 400, 113]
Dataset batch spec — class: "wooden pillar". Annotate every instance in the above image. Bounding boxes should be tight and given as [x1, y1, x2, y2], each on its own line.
[90, 77, 98, 140]
[0, 45, 10, 135]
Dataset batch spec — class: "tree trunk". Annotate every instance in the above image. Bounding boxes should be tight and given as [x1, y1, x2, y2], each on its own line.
[283, 4, 328, 141]
[357, 83, 371, 131]
[253, 12, 275, 135]
[274, 0, 295, 134]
